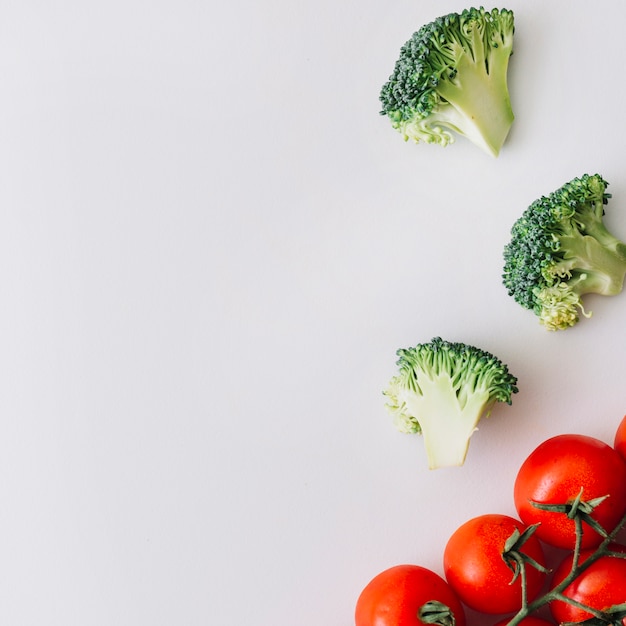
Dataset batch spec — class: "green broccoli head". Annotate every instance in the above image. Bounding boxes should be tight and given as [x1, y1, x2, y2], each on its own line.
[379, 7, 515, 157]
[502, 174, 626, 331]
[383, 337, 518, 469]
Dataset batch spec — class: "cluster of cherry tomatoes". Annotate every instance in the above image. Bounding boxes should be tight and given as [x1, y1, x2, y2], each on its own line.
[355, 415, 626, 626]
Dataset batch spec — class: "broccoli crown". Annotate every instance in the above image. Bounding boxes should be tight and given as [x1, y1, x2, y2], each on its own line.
[502, 174, 626, 331]
[379, 7, 515, 156]
[383, 338, 518, 468]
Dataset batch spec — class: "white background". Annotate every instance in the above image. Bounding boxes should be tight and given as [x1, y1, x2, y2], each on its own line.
[1, 1, 625, 624]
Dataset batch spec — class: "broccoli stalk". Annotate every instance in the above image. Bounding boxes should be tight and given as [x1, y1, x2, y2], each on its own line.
[379, 7, 515, 157]
[502, 174, 626, 331]
[384, 338, 518, 469]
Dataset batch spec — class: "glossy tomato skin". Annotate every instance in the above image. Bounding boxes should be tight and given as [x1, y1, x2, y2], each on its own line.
[355, 564, 466, 626]
[514, 434, 626, 549]
[443, 514, 547, 615]
[615, 415, 626, 461]
[493, 617, 555, 626]
[549, 544, 626, 625]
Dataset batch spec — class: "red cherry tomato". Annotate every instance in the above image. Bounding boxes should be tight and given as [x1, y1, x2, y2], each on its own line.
[493, 617, 555, 626]
[514, 434, 626, 549]
[443, 514, 547, 614]
[549, 544, 626, 625]
[615, 415, 626, 461]
[355, 564, 466, 626]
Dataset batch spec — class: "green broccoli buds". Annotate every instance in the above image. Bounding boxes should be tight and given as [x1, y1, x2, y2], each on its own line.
[379, 7, 515, 157]
[384, 338, 518, 469]
[502, 174, 626, 331]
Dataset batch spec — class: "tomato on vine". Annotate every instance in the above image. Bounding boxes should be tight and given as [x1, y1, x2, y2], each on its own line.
[355, 564, 466, 626]
[443, 514, 547, 615]
[549, 544, 626, 625]
[514, 434, 626, 549]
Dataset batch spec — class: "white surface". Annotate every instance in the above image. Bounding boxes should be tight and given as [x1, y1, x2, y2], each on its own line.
[1, 1, 625, 624]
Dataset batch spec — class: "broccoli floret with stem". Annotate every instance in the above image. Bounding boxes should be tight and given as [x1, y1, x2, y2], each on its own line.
[502, 174, 626, 331]
[383, 337, 518, 469]
[379, 7, 515, 157]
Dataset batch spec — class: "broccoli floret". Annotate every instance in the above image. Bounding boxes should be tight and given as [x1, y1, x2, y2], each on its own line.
[502, 174, 626, 331]
[379, 7, 515, 157]
[383, 337, 518, 469]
